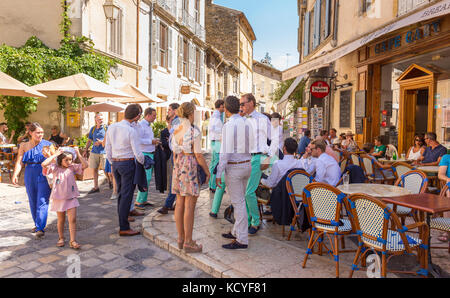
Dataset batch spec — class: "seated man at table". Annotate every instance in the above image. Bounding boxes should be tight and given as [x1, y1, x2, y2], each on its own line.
[261, 138, 301, 188]
[362, 143, 395, 181]
[415, 132, 447, 166]
[0, 122, 14, 145]
[371, 136, 386, 159]
[301, 139, 341, 186]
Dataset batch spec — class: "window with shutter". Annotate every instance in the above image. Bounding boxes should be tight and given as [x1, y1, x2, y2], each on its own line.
[189, 43, 195, 80]
[324, 0, 331, 39]
[303, 12, 310, 57]
[200, 51, 205, 84]
[313, 0, 321, 49]
[160, 22, 168, 68]
[178, 35, 183, 75]
[168, 28, 173, 70]
[195, 48, 200, 82]
[109, 9, 123, 55]
[152, 18, 160, 66]
[183, 38, 189, 77]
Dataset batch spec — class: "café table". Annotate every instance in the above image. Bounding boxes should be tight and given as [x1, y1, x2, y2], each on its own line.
[416, 166, 440, 176]
[378, 158, 414, 164]
[337, 183, 411, 197]
[382, 193, 450, 278]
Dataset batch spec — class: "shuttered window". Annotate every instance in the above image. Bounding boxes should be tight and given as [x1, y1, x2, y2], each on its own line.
[303, 12, 310, 57]
[313, 0, 322, 49]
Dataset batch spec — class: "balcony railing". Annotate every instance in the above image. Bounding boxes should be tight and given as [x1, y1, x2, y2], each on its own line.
[397, 0, 430, 16]
[156, 0, 177, 17]
[178, 8, 205, 40]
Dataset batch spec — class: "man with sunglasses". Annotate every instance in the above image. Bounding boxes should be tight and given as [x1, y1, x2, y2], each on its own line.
[239, 93, 272, 236]
[415, 132, 447, 166]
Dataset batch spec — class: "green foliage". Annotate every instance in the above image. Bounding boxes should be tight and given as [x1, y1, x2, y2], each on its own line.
[272, 78, 306, 116]
[152, 121, 167, 139]
[74, 135, 91, 150]
[0, 1, 116, 141]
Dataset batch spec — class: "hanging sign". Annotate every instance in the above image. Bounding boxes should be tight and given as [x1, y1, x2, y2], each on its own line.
[310, 81, 330, 98]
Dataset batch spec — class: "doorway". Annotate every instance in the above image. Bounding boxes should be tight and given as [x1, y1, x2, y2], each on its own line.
[415, 89, 429, 136]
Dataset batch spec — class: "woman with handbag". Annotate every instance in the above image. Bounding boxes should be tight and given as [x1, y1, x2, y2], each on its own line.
[171, 102, 210, 253]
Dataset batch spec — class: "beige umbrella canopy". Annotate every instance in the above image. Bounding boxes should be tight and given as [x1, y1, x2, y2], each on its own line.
[32, 73, 132, 98]
[0, 71, 47, 98]
[83, 102, 127, 113]
[90, 83, 164, 104]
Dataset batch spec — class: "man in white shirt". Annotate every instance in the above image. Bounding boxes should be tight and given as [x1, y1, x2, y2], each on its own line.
[269, 112, 284, 160]
[216, 96, 254, 249]
[208, 100, 224, 192]
[301, 139, 341, 187]
[105, 104, 145, 237]
[135, 107, 160, 210]
[261, 138, 301, 188]
[240, 93, 272, 235]
[0, 122, 15, 145]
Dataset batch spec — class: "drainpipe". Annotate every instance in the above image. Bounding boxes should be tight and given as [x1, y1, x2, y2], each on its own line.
[148, 1, 154, 94]
[136, 0, 140, 87]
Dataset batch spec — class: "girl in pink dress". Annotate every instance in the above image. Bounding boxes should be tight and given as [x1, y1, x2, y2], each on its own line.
[42, 147, 88, 249]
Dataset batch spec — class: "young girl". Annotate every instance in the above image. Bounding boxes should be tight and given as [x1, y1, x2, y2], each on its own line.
[42, 147, 88, 249]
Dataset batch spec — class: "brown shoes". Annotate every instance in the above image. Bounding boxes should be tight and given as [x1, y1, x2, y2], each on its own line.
[129, 210, 144, 217]
[119, 229, 141, 237]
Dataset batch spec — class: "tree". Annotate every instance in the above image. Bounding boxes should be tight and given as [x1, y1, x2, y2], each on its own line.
[261, 52, 273, 67]
[272, 78, 306, 115]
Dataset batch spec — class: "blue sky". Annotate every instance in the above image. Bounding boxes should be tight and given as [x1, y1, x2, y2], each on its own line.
[213, 0, 300, 71]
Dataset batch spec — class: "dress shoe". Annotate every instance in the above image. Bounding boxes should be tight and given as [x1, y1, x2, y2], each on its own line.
[35, 230, 45, 239]
[222, 240, 247, 250]
[87, 188, 100, 194]
[128, 217, 135, 222]
[221, 232, 236, 240]
[119, 229, 140, 237]
[248, 225, 260, 236]
[157, 207, 168, 214]
[129, 210, 144, 217]
[209, 212, 217, 218]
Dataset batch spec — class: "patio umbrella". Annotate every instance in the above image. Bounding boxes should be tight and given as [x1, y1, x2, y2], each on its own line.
[89, 83, 164, 104]
[31, 73, 131, 98]
[83, 102, 127, 113]
[0, 71, 47, 98]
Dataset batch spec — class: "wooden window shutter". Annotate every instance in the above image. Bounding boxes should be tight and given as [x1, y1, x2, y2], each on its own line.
[200, 50, 205, 84]
[313, 0, 321, 49]
[152, 17, 160, 66]
[303, 12, 310, 57]
[324, 0, 331, 38]
[168, 28, 173, 70]
[177, 35, 183, 75]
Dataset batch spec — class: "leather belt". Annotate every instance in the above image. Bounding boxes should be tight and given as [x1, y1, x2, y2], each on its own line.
[112, 158, 134, 162]
[180, 152, 195, 156]
[252, 152, 263, 156]
[228, 160, 251, 165]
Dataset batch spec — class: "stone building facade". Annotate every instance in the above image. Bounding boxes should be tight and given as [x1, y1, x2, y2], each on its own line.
[252, 61, 282, 114]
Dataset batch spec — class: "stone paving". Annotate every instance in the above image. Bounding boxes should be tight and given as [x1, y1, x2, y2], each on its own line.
[0, 174, 210, 278]
[144, 188, 450, 278]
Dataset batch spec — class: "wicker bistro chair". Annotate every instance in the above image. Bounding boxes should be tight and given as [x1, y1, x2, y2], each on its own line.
[302, 183, 355, 278]
[339, 157, 348, 175]
[391, 170, 429, 225]
[391, 162, 414, 181]
[347, 193, 429, 278]
[285, 170, 315, 241]
[360, 154, 396, 184]
[349, 153, 361, 167]
[432, 183, 450, 253]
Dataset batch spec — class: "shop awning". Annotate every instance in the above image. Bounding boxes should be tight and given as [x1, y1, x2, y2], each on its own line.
[282, 0, 450, 81]
[277, 74, 307, 106]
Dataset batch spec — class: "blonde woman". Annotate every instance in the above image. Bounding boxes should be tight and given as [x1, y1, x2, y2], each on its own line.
[172, 102, 210, 253]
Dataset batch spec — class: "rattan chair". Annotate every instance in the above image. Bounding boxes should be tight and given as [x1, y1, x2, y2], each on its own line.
[349, 153, 361, 167]
[360, 154, 396, 184]
[340, 157, 348, 175]
[432, 184, 450, 253]
[285, 170, 315, 241]
[347, 193, 429, 278]
[302, 183, 355, 278]
[391, 161, 414, 180]
[391, 170, 428, 225]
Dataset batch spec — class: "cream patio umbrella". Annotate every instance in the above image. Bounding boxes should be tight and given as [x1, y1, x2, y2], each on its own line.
[89, 83, 164, 104]
[31, 73, 132, 98]
[0, 71, 47, 98]
[83, 101, 127, 113]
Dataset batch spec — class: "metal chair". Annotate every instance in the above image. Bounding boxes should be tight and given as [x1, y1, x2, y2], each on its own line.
[302, 183, 355, 278]
[285, 170, 315, 240]
[392, 170, 428, 225]
[347, 193, 429, 278]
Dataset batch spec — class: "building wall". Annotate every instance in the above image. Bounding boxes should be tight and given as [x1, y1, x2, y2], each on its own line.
[253, 62, 282, 113]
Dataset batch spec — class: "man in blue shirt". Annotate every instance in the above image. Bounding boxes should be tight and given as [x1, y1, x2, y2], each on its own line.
[84, 113, 107, 194]
[297, 129, 311, 157]
[415, 132, 447, 166]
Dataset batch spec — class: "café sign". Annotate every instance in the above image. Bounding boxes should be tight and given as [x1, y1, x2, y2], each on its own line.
[310, 81, 330, 98]
[374, 19, 441, 55]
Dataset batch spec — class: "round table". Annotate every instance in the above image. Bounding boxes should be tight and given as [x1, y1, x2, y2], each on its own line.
[416, 166, 440, 175]
[337, 183, 411, 197]
[378, 158, 413, 164]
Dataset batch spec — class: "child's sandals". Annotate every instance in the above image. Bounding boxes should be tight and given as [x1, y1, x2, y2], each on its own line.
[56, 238, 65, 247]
[69, 240, 81, 250]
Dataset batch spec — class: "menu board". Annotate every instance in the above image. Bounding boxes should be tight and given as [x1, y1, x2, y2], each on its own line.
[339, 90, 351, 128]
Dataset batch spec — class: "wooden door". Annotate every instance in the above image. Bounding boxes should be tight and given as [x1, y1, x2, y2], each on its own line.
[404, 90, 417, 153]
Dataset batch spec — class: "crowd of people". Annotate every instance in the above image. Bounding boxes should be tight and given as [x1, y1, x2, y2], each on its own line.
[5, 93, 450, 251]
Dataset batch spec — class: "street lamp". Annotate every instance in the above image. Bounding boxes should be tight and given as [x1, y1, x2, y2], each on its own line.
[103, 0, 120, 20]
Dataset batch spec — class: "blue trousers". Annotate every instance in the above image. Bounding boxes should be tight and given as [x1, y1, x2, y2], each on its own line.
[163, 155, 176, 208]
[24, 165, 51, 232]
[112, 160, 136, 231]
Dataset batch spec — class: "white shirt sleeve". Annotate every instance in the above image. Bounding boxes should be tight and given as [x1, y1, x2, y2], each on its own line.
[261, 161, 280, 188]
[130, 128, 145, 164]
[105, 128, 112, 163]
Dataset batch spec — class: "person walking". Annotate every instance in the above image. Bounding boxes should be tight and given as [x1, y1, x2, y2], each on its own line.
[208, 100, 224, 192]
[158, 103, 180, 214]
[42, 147, 88, 249]
[217, 96, 254, 249]
[240, 93, 271, 236]
[135, 107, 160, 210]
[11, 123, 53, 238]
[172, 102, 210, 253]
[105, 104, 145, 237]
[84, 113, 107, 194]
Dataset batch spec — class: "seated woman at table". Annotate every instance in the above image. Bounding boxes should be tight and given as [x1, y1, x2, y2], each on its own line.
[372, 136, 386, 159]
[362, 143, 395, 180]
[341, 131, 359, 152]
[406, 134, 425, 161]
[437, 154, 450, 242]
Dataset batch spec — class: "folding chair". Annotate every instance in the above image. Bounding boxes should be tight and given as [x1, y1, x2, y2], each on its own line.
[302, 183, 355, 278]
[347, 193, 429, 278]
[285, 170, 315, 241]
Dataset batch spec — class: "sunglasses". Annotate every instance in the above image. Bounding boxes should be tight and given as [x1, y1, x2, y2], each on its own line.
[239, 101, 251, 107]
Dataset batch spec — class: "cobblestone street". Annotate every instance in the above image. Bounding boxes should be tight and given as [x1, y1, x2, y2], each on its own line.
[0, 173, 210, 278]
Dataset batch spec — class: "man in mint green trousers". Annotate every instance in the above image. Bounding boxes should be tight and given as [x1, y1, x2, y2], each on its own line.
[208, 100, 224, 191]
[135, 108, 160, 210]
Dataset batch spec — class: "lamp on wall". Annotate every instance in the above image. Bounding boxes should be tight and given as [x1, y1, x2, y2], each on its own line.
[103, 0, 120, 20]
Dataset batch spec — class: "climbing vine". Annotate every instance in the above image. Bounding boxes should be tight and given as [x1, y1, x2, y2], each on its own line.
[0, 0, 116, 140]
